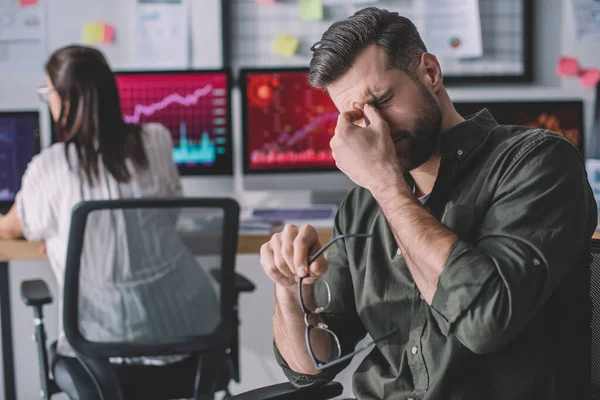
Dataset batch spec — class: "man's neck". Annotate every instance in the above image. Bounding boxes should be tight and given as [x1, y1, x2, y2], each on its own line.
[410, 97, 465, 197]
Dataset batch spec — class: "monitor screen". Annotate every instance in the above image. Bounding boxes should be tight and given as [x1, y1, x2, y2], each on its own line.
[454, 100, 585, 154]
[241, 68, 340, 174]
[114, 70, 233, 176]
[0, 111, 40, 202]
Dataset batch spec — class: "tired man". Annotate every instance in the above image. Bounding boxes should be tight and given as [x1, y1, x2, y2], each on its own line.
[260, 7, 597, 400]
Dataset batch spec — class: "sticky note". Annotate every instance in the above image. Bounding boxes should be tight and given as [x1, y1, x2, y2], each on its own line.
[256, 0, 275, 3]
[580, 68, 600, 88]
[300, 0, 324, 21]
[18, 0, 38, 7]
[103, 24, 115, 44]
[273, 34, 300, 57]
[82, 22, 104, 44]
[557, 56, 580, 77]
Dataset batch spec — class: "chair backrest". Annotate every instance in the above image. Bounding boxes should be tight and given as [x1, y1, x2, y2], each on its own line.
[590, 239, 600, 397]
[61, 198, 239, 398]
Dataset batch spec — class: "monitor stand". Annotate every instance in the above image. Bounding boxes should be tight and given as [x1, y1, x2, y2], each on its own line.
[310, 191, 349, 205]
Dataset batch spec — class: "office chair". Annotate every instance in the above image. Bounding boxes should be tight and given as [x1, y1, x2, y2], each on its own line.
[591, 238, 600, 399]
[21, 197, 342, 400]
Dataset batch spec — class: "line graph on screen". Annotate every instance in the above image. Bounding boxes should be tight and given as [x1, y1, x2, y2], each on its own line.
[116, 73, 230, 169]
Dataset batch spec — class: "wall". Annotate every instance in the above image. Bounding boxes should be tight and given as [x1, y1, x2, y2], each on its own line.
[2, 0, 600, 399]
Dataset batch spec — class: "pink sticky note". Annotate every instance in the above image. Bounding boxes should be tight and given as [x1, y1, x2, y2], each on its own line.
[256, 0, 275, 3]
[19, 0, 38, 7]
[580, 68, 600, 88]
[103, 24, 115, 44]
[557, 56, 580, 77]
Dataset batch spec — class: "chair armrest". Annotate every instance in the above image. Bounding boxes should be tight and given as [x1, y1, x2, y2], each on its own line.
[210, 269, 256, 293]
[229, 381, 343, 400]
[20, 279, 53, 307]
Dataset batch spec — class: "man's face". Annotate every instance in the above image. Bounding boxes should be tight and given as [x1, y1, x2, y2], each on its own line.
[327, 45, 443, 172]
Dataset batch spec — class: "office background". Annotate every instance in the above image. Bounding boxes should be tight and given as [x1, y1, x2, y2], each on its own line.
[0, 0, 599, 398]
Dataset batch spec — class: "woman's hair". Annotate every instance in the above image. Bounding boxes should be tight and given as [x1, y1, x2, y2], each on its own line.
[46, 45, 148, 184]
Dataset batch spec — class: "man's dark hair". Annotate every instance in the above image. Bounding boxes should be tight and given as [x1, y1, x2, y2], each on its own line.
[309, 7, 427, 89]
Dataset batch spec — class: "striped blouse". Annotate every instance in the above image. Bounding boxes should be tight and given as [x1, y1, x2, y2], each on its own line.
[15, 123, 219, 365]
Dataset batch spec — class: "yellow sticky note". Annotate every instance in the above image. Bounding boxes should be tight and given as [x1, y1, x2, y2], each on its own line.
[299, 0, 323, 21]
[82, 22, 104, 44]
[273, 34, 300, 57]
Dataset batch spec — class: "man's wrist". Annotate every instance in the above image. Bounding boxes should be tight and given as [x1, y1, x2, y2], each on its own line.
[369, 167, 412, 201]
[275, 283, 301, 314]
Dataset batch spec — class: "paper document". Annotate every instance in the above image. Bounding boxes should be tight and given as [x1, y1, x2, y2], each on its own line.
[0, 0, 46, 72]
[569, 0, 600, 39]
[131, 0, 190, 69]
[422, 0, 483, 59]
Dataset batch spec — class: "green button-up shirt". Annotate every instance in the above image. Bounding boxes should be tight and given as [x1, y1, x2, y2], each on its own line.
[275, 110, 598, 399]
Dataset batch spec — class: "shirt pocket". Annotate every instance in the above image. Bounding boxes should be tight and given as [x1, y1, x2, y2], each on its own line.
[441, 204, 484, 245]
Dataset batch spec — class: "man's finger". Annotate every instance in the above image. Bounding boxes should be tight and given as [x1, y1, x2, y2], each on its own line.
[337, 109, 364, 128]
[362, 104, 384, 127]
[293, 225, 318, 277]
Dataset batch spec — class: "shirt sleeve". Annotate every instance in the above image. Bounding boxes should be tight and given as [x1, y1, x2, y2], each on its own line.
[430, 134, 598, 354]
[274, 193, 368, 388]
[15, 153, 59, 242]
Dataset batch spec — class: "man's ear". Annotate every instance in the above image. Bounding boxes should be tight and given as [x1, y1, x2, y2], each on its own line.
[417, 52, 443, 91]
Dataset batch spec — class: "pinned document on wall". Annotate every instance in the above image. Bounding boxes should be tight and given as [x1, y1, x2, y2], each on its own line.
[273, 34, 300, 57]
[569, 0, 600, 40]
[0, 0, 46, 72]
[131, 0, 190, 69]
[422, 0, 483, 59]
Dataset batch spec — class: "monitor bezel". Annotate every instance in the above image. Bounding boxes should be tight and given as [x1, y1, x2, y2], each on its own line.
[0, 110, 41, 210]
[240, 66, 343, 176]
[453, 99, 586, 156]
[113, 68, 234, 177]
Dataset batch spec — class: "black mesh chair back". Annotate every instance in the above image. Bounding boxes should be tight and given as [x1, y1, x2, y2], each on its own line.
[590, 239, 600, 399]
[62, 197, 239, 400]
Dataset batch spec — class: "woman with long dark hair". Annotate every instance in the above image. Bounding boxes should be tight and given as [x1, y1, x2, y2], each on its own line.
[0, 45, 219, 399]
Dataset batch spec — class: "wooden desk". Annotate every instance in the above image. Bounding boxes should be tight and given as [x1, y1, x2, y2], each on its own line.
[0, 229, 334, 262]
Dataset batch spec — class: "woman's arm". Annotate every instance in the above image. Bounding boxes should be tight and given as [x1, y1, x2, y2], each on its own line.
[0, 205, 24, 240]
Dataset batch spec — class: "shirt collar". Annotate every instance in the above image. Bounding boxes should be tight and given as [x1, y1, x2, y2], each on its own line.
[438, 109, 499, 161]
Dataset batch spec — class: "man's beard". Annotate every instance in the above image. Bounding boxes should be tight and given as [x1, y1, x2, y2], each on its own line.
[393, 84, 443, 172]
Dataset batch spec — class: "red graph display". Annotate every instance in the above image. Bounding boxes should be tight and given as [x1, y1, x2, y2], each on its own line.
[115, 72, 232, 175]
[454, 101, 584, 153]
[243, 71, 339, 171]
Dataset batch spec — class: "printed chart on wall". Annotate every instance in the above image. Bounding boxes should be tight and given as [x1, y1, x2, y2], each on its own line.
[116, 72, 232, 175]
[0, 0, 46, 72]
[245, 71, 339, 172]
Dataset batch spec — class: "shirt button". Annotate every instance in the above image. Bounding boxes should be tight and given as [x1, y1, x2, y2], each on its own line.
[419, 293, 424, 300]
[411, 346, 418, 355]
[532, 258, 541, 266]
[397, 248, 402, 256]
[457, 149, 464, 156]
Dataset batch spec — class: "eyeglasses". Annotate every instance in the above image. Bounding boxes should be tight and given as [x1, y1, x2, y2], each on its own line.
[298, 233, 399, 370]
[37, 86, 55, 103]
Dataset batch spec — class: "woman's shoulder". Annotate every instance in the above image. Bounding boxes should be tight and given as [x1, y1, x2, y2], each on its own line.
[29, 142, 70, 170]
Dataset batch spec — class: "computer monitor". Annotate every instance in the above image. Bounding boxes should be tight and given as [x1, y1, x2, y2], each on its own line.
[0, 111, 41, 212]
[240, 67, 353, 193]
[114, 70, 234, 180]
[454, 100, 585, 154]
